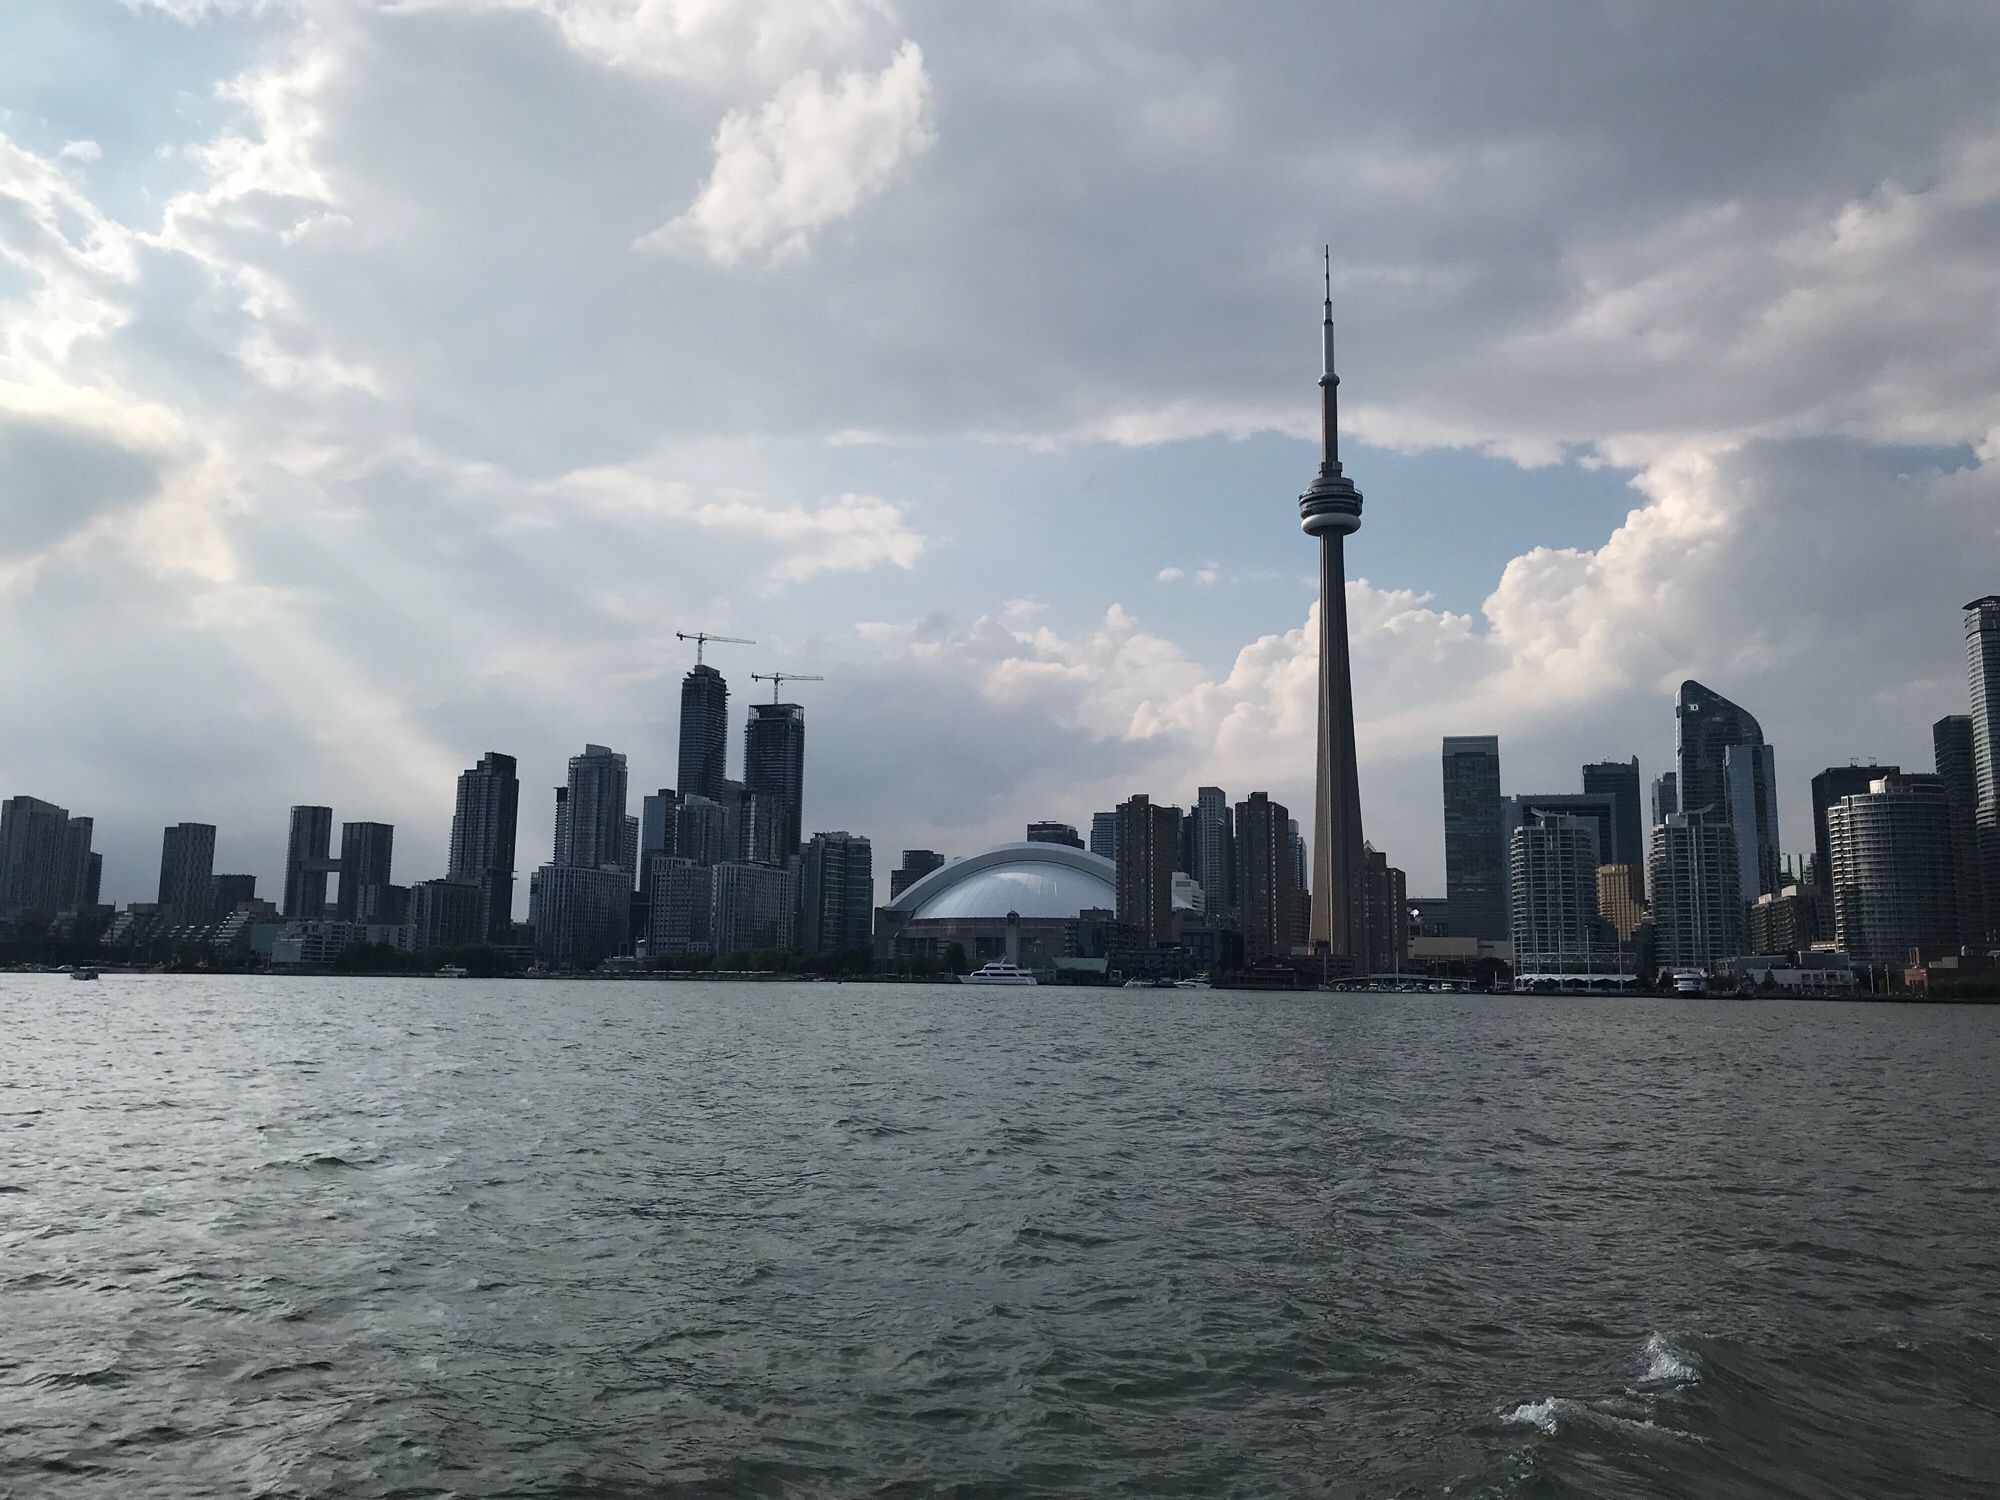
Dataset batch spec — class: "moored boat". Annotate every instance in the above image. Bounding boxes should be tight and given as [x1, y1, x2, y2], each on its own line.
[960, 961, 1036, 986]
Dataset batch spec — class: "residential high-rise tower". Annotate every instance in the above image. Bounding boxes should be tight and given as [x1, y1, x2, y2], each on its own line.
[1934, 715, 1986, 946]
[559, 744, 629, 873]
[1811, 765, 1896, 903]
[335, 822, 394, 922]
[157, 822, 217, 926]
[678, 665, 730, 804]
[1966, 595, 2000, 942]
[1827, 773, 1961, 965]
[449, 751, 520, 941]
[283, 805, 335, 919]
[744, 703, 806, 861]
[1234, 792, 1296, 965]
[1114, 794, 1179, 948]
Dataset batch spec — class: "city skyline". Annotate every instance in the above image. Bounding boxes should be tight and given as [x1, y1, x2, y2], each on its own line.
[3, 4, 1999, 906]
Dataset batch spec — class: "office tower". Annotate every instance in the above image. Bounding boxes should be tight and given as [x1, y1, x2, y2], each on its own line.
[335, 822, 394, 922]
[1652, 772, 1679, 825]
[1582, 758, 1645, 896]
[1234, 792, 1296, 964]
[0, 796, 72, 917]
[528, 863, 631, 970]
[209, 873, 257, 920]
[408, 878, 484, 951]
[1595, 864, 1646, 943]
[1968, 596, 2000, 943]
[640, 790, 680, 860]
[1510, 813, 1614, 974]
[1827, 773, 1960, 965]
[1674, 680, 1763, 819]
[1810, 765, 1896, 902]
[797, 832, 873, 953]
[1026, 821, 1085, 848]
[678, 664, 730, 804]
[559, 744, 628, 871]
[1361, 845, 1408, 974]
[744, 702, 806, 859]
[1089, 811, 1117, 862]
[1648, 810, 1745, 971]
[552, 787, 570, 864]
[1114, 795, 1179, 947]
[711, 862, 796, 953]
[1188, 787, 1235, 923]
[283, 805, 335, 919]
[448, 751, 520, 942]
[674, 795, 734, 867]
[1297, 257, 1369, 958]
[1933, 715, 1986, 945]
[622, 814, 639, 883]
[889, 849, 945, 900]
[1723, 742, 1782, 899]
[157, 822, 217, 925]
[81, 852, 102, 908]
[1504, 794, 1618, 877]
[1442, 735, 1507, 940]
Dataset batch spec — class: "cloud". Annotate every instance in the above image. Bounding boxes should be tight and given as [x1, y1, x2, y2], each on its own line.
[1156, 566, 1184, 583]
[637, 39, 934, 264]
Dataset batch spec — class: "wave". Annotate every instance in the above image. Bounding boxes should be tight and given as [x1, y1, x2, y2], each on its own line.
[1640, 1331, 1698, 1385]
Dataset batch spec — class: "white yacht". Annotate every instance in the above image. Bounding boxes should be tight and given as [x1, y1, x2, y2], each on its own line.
[961, 961, 1037, 986]
[1173, 976, 1212, 990]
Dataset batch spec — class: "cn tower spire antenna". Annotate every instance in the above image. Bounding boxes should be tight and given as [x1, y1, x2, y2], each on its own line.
[1319, 246, 1339, 464]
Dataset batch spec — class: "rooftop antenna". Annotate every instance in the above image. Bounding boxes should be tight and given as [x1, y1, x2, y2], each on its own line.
[750, 671, 824, 704]
[675, 630, 755, 666]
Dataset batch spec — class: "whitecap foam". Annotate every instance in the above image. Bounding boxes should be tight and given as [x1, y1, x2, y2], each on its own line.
[1501, 1397, 1564, 1434]
[1640, 1332, 1697, 1385]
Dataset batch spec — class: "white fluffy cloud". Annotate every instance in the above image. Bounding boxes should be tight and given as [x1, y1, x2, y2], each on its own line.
[638, 38, 933, 264]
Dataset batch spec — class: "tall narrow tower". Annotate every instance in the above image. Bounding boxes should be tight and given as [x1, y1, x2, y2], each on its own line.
[1298, 250, 1368, 959]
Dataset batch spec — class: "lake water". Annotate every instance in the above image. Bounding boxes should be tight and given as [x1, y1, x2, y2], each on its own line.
[3, 975, 1996, 1497]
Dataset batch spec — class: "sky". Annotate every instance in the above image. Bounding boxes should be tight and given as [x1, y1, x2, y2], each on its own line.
[2, 0, 1998, 911]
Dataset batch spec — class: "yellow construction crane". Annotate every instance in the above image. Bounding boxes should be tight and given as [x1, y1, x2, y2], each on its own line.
[750, 672, 824, 703]
[675, 630, 755, 666]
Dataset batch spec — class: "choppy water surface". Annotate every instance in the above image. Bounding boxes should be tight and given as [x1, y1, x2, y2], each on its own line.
[3, 977, 1997, 1498]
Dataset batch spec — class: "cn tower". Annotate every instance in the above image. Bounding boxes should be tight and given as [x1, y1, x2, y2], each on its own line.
[1298, 249, 1367, 960]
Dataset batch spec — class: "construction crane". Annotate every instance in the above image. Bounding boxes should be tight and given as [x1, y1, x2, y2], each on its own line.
[675, 630, 755, 666]
[750, 672, 824, 703]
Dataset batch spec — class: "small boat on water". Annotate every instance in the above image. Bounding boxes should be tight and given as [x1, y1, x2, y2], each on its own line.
[961, 961, 1036, 986]
[1173, 976, 1212, 990]
[70, 967, 99, 981]
[435, 964, 468, 978]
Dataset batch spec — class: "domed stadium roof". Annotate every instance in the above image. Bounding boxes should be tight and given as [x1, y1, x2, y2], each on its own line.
[889, 842, 1117, 922]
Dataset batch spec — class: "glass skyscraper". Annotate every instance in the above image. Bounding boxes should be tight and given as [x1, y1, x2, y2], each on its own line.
[1442, 735, 1507, 941]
